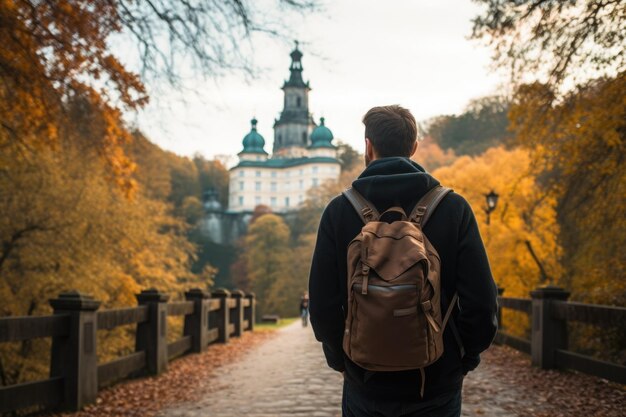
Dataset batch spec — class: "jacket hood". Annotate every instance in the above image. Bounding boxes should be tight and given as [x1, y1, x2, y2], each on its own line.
[351, 157, 440, 209]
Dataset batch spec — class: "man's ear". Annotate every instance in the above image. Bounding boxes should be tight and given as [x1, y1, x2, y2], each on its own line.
[365, 138, 375, 160]
[409, 140, 418, 157]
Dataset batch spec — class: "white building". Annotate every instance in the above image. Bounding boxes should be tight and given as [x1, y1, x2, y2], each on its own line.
[228, 44, 341, 213]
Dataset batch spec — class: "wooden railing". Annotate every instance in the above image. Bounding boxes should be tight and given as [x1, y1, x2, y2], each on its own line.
[495, 286, 625, 384]
[0, 288, 255, 414]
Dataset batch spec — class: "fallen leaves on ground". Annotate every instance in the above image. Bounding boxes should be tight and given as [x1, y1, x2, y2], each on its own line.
[476, 345, 625, 417]
[41, 330, 277, 417]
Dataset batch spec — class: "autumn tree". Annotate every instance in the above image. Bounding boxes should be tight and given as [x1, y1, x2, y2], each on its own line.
[433, 147, 562, 337]
[509, 75, 625, 305]
[0, 97, 210, 385]
[244, 214, 294, 318]
[426, 96, 512, 156]
[193, 155, 231, 208]
[289, 163, 363, 241]
[473, 0, 625, 305]
[0, 0, 318, 190]
[336, 141, 362, 172]
[411, 136, 457, 172]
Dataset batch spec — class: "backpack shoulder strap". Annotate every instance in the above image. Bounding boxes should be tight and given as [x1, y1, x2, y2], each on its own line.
[342, 187, 380, 224]
[409, 185, 453, 227]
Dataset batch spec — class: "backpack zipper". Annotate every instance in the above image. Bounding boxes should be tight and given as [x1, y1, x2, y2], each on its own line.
[353, 283, 417, 293]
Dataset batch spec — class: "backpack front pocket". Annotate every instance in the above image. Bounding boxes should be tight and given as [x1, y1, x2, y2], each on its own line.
[350, 283, 430, 370]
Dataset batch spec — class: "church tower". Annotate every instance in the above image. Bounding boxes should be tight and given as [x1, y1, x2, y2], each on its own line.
[273, 42, 317, 157]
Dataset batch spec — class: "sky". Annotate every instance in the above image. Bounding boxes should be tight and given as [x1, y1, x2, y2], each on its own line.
[132, 0, 508, 165]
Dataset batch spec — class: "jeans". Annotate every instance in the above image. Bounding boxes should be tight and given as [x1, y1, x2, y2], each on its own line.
[342, 379, 462, 417]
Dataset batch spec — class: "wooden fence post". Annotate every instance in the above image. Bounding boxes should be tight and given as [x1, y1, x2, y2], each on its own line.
[49, 291, 100, 411]
[135, 289, 169, 375]
[245, 292, 255, 331]
[211, 289, 230, 343]
[184, 288, 210, 352]
[530, 285, 570, 369]
[230, 290, 245, 337]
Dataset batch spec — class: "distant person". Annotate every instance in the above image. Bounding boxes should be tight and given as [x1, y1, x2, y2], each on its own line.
[309, 105, 498, 416]
[300, 291, 310, 327]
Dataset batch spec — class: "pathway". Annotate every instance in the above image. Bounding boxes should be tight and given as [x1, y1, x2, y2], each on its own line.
[159, 321, 342, 417]
[158, 322, 624, 417]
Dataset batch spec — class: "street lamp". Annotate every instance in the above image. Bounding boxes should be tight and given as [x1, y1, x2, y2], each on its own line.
[484, 190, 499, 225]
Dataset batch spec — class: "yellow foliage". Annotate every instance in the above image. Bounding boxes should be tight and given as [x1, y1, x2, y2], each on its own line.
[412, 136, 458, 172]
[509, 74, 625, 304]
[244, 214, 294, 318]
[433, 147, 563, 298]
[0, 121, 208, 386]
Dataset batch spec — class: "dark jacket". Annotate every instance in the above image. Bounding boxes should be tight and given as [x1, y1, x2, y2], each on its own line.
[309, 157, 498, 401]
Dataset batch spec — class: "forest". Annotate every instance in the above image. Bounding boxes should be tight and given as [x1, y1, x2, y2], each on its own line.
[1, 0, 624, 387]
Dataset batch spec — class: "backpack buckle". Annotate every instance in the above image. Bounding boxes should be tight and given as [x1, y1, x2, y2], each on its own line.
[362, 207, 374, 221]
[412, 206, 427, 223]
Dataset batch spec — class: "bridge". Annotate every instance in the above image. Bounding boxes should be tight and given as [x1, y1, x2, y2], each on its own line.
[0, 286, 624, 416]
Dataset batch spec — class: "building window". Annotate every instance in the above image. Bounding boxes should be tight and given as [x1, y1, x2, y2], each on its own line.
[239, 170, 244, 177]
[271, 171, 277, 178]
[285, 197, 290, 207]
[312, 166, 318, 174]
[239, 196, 244, 206]
[299, 169, 303, 175]
[286, 181, 290, 190]
[270, 197, 277, 207]
[299, 195, 303, 203]
[255, 170, 261, 177]
[299, 180, 303, 189]
[277, 134, 282, 145]
[271, 182, 277, 192]
[255, 181, 261, 191]
[302, 132, 307, 144]
[255, 196, 261, 205]
[239, 181, 244, 191]
[313, 178, 319, 187]
[297, 97, 301, 107]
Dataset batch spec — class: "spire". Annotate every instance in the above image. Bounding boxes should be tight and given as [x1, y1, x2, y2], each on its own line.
[284, 40, 308, 88]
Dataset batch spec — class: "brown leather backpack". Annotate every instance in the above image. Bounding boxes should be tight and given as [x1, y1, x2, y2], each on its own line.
[342, 185, 459, 396]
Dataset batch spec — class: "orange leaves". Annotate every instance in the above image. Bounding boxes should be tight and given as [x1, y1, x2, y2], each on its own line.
[509, 74, 625, 304]
[0, 0, 145, 190]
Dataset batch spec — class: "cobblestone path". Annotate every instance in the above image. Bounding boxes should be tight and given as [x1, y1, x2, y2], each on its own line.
[158, 322, 622, 417]
[159, 322, 343, 417]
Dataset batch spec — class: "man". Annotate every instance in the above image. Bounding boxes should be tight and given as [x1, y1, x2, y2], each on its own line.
[309, 105, 498, 416]
[300, 291, 310, 327]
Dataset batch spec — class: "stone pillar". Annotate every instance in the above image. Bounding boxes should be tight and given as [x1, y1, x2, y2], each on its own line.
[184, 288, 210, 352]
[245, 292, 256, 331]
[530, 286, 570, 369]
[135, 288, 169, 375]
[230, 290, 245, 337]
[212, 289, 230, 343]
[49, 291, 100, 411]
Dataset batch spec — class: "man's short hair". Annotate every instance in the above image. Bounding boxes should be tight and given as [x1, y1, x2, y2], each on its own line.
[362, 105, 418, 158]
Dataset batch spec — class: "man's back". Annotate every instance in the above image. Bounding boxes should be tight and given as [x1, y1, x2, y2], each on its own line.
[309, 156, 498, 401]
[309, 105, 497, 416]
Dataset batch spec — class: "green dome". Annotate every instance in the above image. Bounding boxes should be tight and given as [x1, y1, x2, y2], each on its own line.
[241, 118, 267, 154]
[310, 117, 334, 148]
